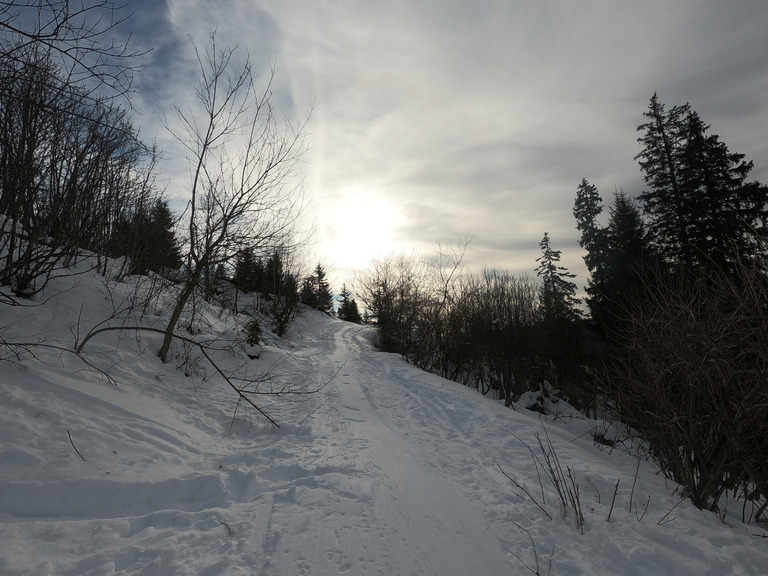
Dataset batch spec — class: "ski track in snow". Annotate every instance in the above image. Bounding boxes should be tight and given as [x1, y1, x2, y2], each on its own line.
[1, 277, 767, 575]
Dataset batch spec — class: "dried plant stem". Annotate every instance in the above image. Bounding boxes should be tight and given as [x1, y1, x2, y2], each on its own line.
[607, 478, 620, 522]
[67, 429, 87, 461]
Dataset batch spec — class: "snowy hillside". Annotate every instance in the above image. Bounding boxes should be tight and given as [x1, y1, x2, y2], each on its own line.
[1, 267, 767, 575]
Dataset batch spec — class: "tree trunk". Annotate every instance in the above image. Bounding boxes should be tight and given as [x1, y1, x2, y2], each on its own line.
[158, 280, 197, 363]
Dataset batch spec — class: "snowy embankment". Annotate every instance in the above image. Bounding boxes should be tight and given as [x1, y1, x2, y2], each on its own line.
[0, 269, 766, 575]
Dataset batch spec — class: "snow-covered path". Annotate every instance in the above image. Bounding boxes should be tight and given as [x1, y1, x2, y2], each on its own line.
[2, 283, 768, 575]
[269, 320, 515, 575]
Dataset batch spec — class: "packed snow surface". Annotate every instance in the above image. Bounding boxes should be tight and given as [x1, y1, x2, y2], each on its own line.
[1, 270, 767, 575]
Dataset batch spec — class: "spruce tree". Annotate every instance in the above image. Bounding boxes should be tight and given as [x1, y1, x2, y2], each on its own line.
[636, 94, 768, 273]
[534, 232, 580, 324]
[108, 199, 181, 276]
[338, 284, 362, 323]
[300, 275, 319, 309]
[314, 264, 334, 313]
[146, 200, 182, 273]
[573, 183, 647, 334]
[595, 192, 647, 333]
[234, 246, 258, 293]
[262, 252, 283, 297]
[300, 264, 333, 313]
[573, 178, 606, 275]
[675, 110, 768, 272]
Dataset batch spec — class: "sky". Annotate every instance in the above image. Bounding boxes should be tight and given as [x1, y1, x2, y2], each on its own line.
[119, 0, 768, 287]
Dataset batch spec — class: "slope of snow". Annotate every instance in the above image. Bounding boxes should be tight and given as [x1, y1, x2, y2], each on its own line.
[0, 269, 766, 575]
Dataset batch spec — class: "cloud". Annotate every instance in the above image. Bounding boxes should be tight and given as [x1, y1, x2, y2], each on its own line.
[118, 0, 768, 286]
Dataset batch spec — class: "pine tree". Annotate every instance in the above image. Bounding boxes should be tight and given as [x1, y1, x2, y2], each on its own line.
[314, 264, 333, 313]
[300, 275, 319, 309]
[534, 232, 580, 324]
[636, 94, 768, 273]
[338, 284, 362, 323]
[573, 178, 606, 275]
[234, 246, 258, 293]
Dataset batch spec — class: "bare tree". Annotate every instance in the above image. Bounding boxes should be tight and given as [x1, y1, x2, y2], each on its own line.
[158, 33, 309, 363]
[0, 0, 142, 99]
[354, 254, 428, 356]
[0, 43, 154, 296]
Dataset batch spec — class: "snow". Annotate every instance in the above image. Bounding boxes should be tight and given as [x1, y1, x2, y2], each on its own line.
[1, 267, 767, 575]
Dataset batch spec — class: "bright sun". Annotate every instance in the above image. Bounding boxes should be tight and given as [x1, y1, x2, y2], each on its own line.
[322, 187, 403, 272]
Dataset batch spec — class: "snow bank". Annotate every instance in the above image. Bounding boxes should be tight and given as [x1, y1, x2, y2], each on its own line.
[0, 270, 766, 575]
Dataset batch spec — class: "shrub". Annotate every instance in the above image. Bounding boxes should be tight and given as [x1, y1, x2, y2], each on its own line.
[604, 263, 768, 516]
[244, 317, 262, 346]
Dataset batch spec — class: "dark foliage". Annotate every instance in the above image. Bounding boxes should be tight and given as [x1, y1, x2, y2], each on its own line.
[109, 199, 182, 276]
[603, 262, 768, 515]
[636, 93, 768, 275]
[300, 263, 333, 313]
[337, 283, 362, 323]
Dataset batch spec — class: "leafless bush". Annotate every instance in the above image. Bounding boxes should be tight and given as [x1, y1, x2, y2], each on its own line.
[603, 262, 768, 516]
[501, 427, 585, 533]
[353, 253, 429, 356]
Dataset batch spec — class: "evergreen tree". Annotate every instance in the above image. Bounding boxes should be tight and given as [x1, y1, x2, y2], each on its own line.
[572, 180, 650, 337]
[109, 199, 181, 276]
[300, 275, 319, 309]
[675, 110, 768, 272]
[145, 200, 183, 273]
[314, 264, 334, 313]
[573, 178, 606, 275]
[338, 284, 362, 323]
[300, 264, 334, 313]
[261, 251, 284, 297]
[635, 94, 690, 263]
[636, 94, 768, 273]
[593, 192, 647, 334]
[233, 246, 259, 293]
[272, 270, 300, 337]
[534, 232, 580, 323]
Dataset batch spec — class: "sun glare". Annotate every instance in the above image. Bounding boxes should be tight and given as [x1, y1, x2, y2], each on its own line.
[323, 188, 403, 272]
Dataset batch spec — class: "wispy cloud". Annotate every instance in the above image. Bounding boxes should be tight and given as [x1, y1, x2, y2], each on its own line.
[124, 0, 768, 285]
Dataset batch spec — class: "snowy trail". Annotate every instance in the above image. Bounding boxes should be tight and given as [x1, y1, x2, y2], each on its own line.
[287, 321, 512, 575]
[236, 318, 519, 575]
[2, 285, 768, 575]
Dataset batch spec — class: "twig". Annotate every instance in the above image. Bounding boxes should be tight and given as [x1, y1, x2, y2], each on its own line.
[77, 325, 282, 426]
[607, 478, 620, 522]
[567, 467, 585, 534]
[498, 464, 553, 520]
[217, 519, 232, 537]
[629, 457, 640, 514]
[637, 494, 651, 522]
[587, 477, 601, 503]
[509, 520, 543, 575]
[658, 497, 686, 525]
[67, 429, 87, 461]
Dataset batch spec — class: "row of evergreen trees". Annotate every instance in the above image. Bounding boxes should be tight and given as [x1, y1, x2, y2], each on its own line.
[542, 93, 768, 515]
[232, 254, 362, 323]
[535, 93, 768, 343]
[567, 93, 768, 337]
